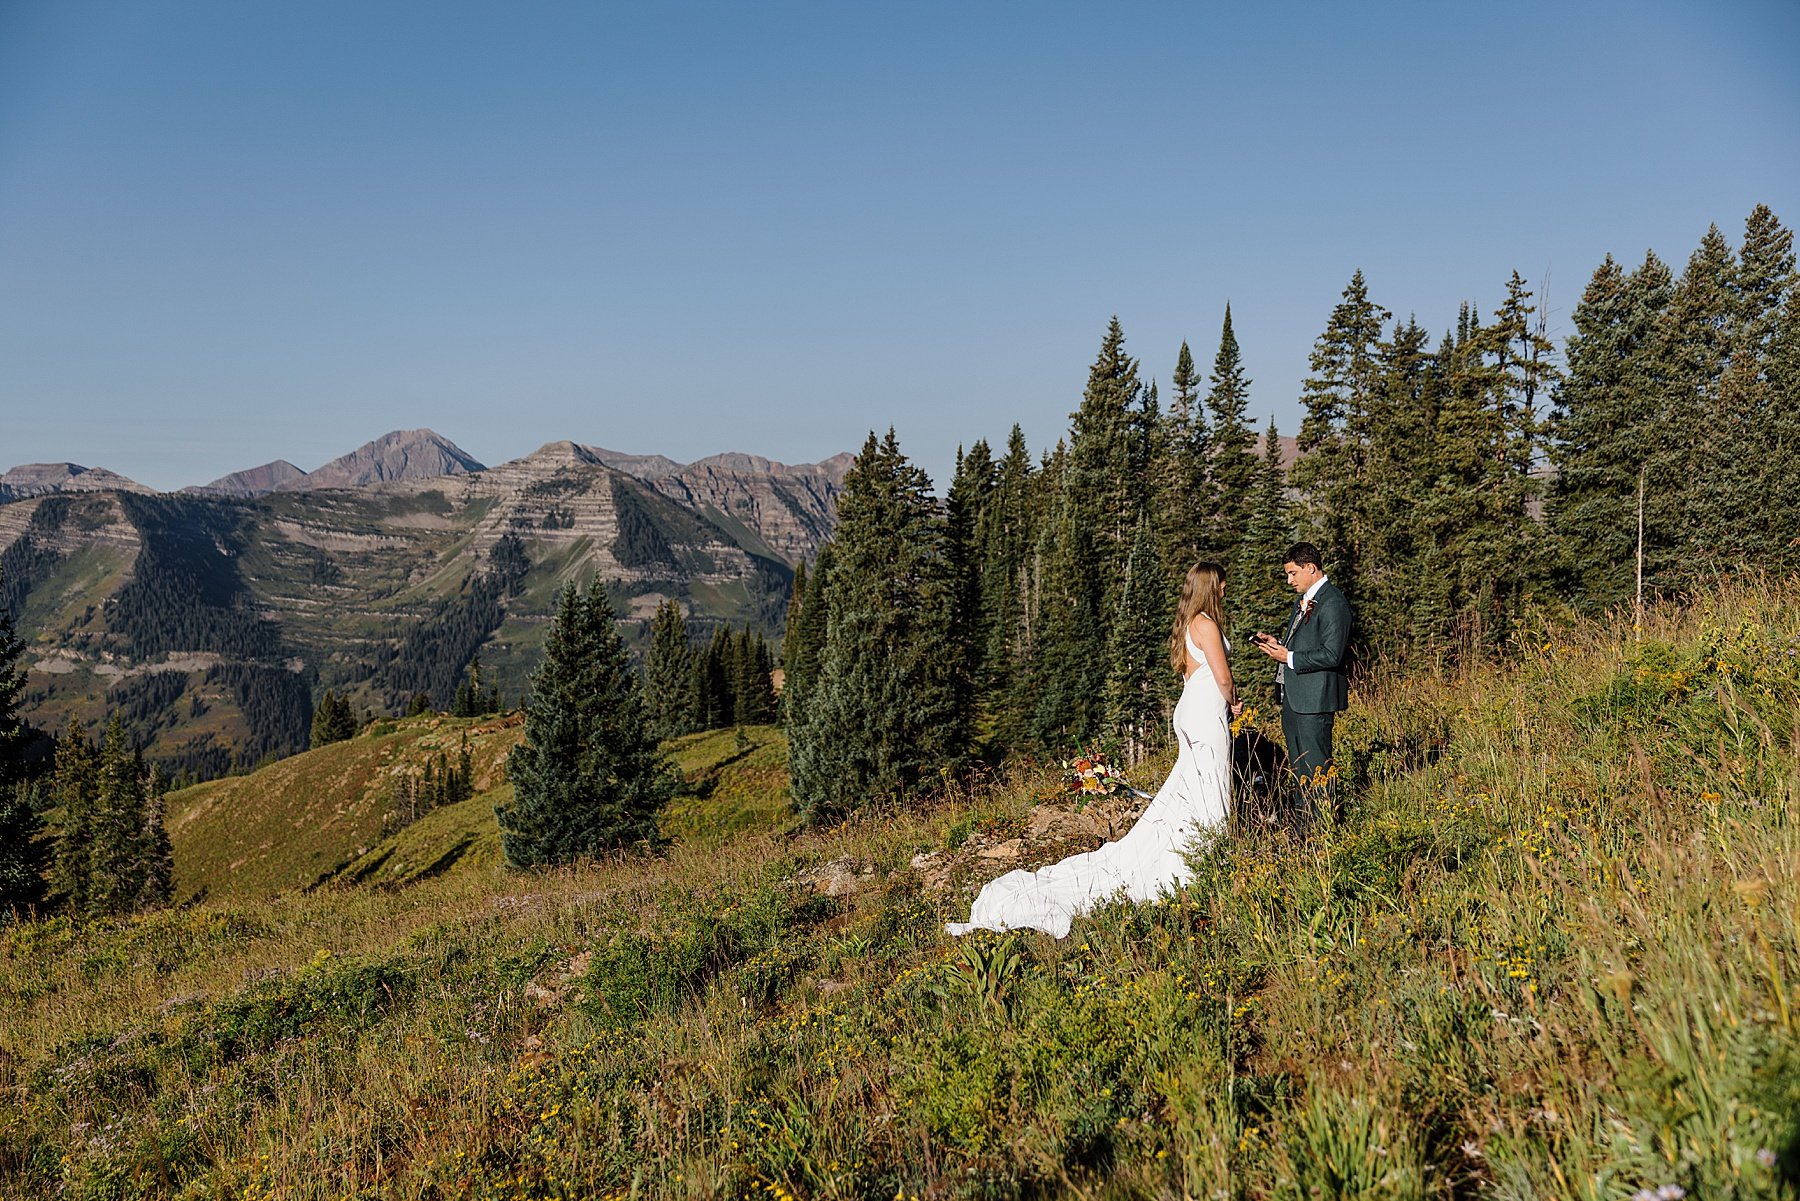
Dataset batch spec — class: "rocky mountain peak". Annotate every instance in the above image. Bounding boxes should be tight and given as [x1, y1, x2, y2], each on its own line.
[0, 462, 155, 501]
[183, 460, 307, 498]
[274, 429, 485, 492]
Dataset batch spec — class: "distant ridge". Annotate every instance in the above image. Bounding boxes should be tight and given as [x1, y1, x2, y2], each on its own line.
[273, 429, 485, 492]
[0, 462, 154, 502]
[182, 459, 307, 498]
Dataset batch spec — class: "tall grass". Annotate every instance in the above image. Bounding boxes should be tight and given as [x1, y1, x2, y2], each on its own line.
[2, 584, 1797, 1198]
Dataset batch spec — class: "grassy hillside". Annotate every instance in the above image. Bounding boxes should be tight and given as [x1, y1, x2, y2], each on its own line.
[3, 586, 1798, 1198]
[167, 719, 795, 902]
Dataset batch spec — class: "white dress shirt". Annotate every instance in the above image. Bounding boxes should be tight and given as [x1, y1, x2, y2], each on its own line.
[1286, 575, 1329, 669]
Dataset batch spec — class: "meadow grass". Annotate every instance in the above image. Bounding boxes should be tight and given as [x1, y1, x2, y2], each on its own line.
[2, 584, 1797, 1199]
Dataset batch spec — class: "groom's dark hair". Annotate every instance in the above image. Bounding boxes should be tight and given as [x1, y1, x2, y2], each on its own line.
[1284, 542, 1323, 570]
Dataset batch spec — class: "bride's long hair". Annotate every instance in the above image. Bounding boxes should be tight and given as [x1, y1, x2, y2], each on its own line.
[1168, 561, 1227, 674]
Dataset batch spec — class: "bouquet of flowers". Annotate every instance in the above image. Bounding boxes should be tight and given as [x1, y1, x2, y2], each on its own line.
[1061, 743, 1136, 800]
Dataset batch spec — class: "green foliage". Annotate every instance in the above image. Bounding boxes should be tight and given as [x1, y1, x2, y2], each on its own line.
[499, 579, 676, 865]
[788, 430, 965, 822]
[48, 718, 172, 918]
[642, 598, 697, 741]
[451, 651, 504, 717]
[1103, 519, 1172, 760]
[309, 688, 356, 748]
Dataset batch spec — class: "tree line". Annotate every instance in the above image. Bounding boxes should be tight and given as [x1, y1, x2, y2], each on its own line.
[641, 601, 777, 741]
[783, 204, 1797, 823]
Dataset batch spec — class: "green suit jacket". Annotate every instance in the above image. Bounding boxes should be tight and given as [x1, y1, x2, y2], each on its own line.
[1281, 580, 1351, 714]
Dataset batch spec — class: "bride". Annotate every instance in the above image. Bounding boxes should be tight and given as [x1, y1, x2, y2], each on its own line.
[946, 561, 1237, 939]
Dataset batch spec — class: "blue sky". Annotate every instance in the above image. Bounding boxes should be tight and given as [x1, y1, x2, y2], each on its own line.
[1, 0, 1796, 492]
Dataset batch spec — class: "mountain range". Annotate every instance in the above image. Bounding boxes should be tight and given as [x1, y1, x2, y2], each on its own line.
[1, 429, 850, 778]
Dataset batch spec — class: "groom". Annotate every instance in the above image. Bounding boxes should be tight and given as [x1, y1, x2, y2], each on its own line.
[1253, 542, 1351, 829]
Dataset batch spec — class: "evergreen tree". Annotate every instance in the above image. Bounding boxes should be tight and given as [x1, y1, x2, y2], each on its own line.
[1154, 341, 1213, 569]
[781, 547, 833, 728]
[499, 580, 675, 865]
[0, 569, 27, 793]
[1657, 225, 1739, 586]
[1234, 419, 1295, 705]
[1350, 316, 1436, 653]
[1102, 520, 1171, 762]
[453, 653, 501, 717]
[0, 781, 47, 918]
[1204, 306, 1258, 561]
[49, 720, 99, 914]
[136, 767, 173, 910]
[406, 691, 434, 717]
[642, 599, 697, 741]
[0, 575, 44, 916]
[788, 431, 964, 822]
[730, 628, 776, 725]
[945, 441, 995, 748]
[1030, 465, 1104, 747]
[974, 427, 1037, 753]
[1702, 207, 1798, 571]
[310, 689, 356, 747]
[1292, 271, 1391, 594]
[1068, 318, 1148, 614]
[88, 720, 149, 916]
[1549, 250, 1675, 607]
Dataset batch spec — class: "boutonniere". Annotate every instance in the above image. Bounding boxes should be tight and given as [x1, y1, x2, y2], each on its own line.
[1300, 598, 1317, 625]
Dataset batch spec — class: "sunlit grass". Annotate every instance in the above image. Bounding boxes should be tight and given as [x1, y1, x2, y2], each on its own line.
[2, 582, 1797, 1198]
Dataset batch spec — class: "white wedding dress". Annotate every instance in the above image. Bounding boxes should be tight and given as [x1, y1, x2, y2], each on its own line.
[946, 625, 1232, 939]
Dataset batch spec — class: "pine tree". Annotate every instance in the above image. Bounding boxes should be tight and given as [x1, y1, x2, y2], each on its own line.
[1030, 466, 1103, 747]
[1703, 207, 1798, 572]
[136, 767, 173, 910]
[974, 427, 1036, 753]
[1102, 520, 1171, 762]
[310, 689, 356, 747]
[1068, 318, 1148, 614]
[88, 720, 149, 916]
[499, 580, 675, 865]
[1292, 271, 1391, 594]
[1155, 341, 1213, 569]
[0, 569, 27, 793]
[730, 628, 775, 725]
[1234, 419, 1295, 705]
[49, 720, 99, 914]
[1204, 306, 1258, 561]
[0, 576, 44, 916]
[946, 440, 995, 748]
[0, 781, 47, 918]
[642, 598, 696, 741]
[406, 691, 434, 717]
[1657, 225, 1739, 587]
[781, 547, 833, 728]
[788, 431, 964, 822]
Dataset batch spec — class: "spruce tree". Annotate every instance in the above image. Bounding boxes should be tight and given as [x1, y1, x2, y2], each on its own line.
[1235, 419, 1295, 704]
[1068, 318, 1148, 613]
[49, 720, 99, 914]
[974, 427, 1036, 753]
[136, 766, 173, 910]
[781, 547, 833, 728]
[788, 431, 964, 823]
[310, 689, 356, 747]
[642, 598, 697, 741]
[0, 781, 47, 917]
[0, 577, 44, 916]
[1030, 466, 1103, 747]
[88, 720, 149, 916]
[946, 441, 995, 748]
[1204, 306, 1258, 561]
[1102, 520, 1172, 762]
[1657, 225, 1739, 587]
[499, 580, 675, 865]
[0, 569, 26, 792]
[1155, 341, 1214, 569]
[1292, 271, 1391, 594]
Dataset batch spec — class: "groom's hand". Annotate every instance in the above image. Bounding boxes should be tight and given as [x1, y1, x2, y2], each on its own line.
[1255, 635, 1288, 662]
